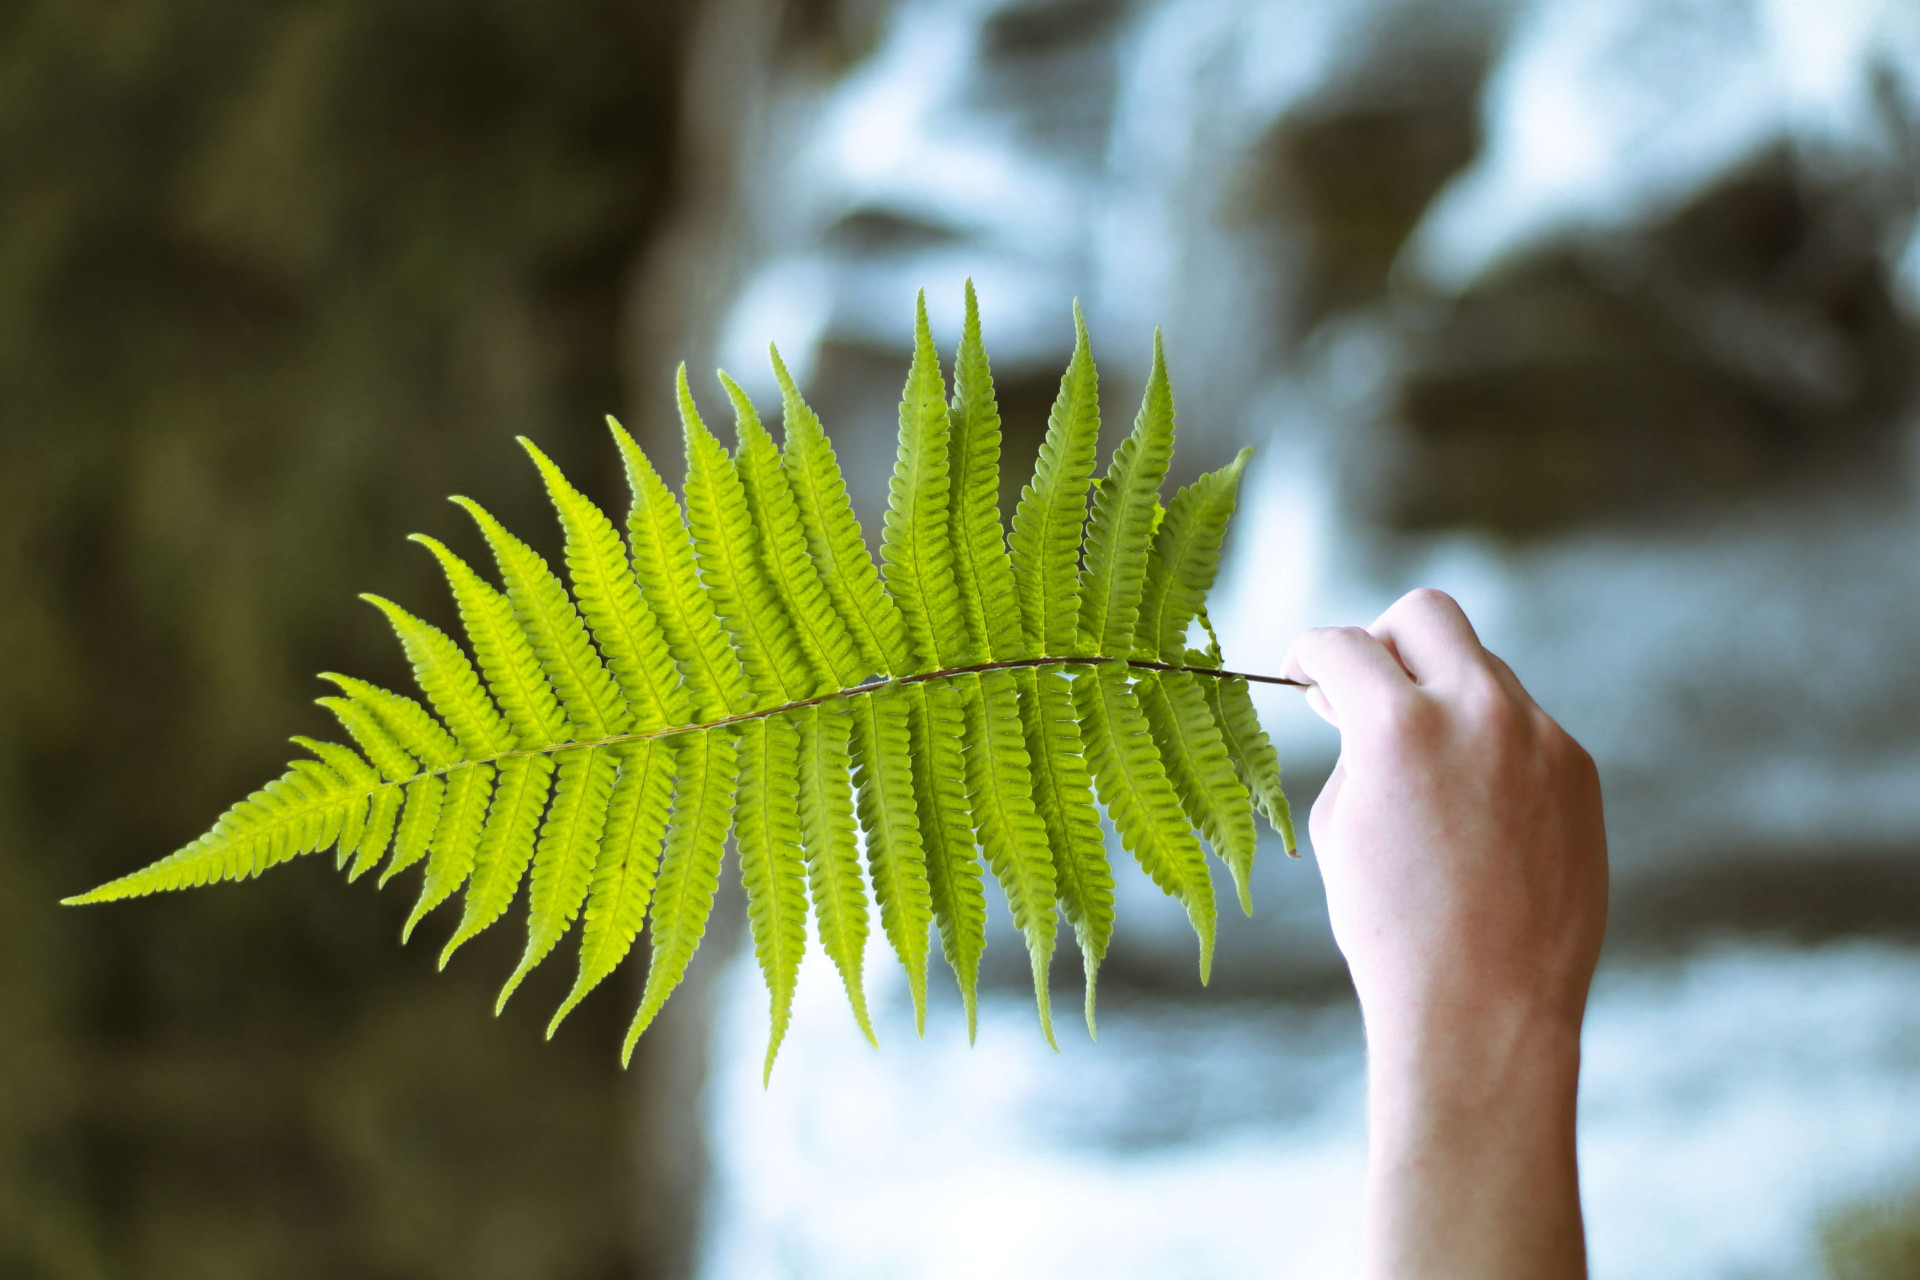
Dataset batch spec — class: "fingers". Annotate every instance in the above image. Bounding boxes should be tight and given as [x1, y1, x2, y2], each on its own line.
[1281, 625, 1412, 728]
[1366, 588, 1487, 687]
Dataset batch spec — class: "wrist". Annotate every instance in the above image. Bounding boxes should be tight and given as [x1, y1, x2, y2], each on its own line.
[1364, 990, 1584, 1103]
[1360, 1001, 1588, 1278]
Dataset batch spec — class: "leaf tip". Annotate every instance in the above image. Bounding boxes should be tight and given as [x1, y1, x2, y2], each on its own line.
[543, 1004, 571, 1041]
[494, 966, 531, 1016]
[517, 434, 558, 476]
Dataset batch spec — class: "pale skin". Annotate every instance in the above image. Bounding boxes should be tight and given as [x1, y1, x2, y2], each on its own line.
[1281, 589, 1608, 1279]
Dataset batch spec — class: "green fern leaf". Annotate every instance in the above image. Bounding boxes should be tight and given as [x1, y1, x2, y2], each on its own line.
[453, 497, 629, 737]
[772, 347, 913, 676]
[847, 686, 931, 1031]
[288, 736, 379, 870]
[67, 284, 1299, 1064]
[960, 670, 1058, 1045]
[1013, 665, 1111, 1035]
[318, 694, 418, 783]
[678, 369, 815, 705]
[1010, 301, 1100, 656]
[1138, 671, 1257, 915]
[314, 700, 413, 882]
[1075, 661, 1217, 981]
[1136, 448, 1251, 661]
[796, 705, 875, 1044]
[946, 280, 1027, 664]
[497, 745, 618, 1011]
[946, 286, 1060, 1038]
[736, 715, 810, 1082]
[384, 775, 446, 888]
[550, 737, 675, 1036]
[320, 674, 460, 770]
[611, 416, 752, 720]
[409, 536, 567, 746]
[360, 595, 515, 758]
[441, 753, 554, 965]
[722, 373, 865, 690]
[521, 439, 689, 731]
[289, 735, 380, 793]
[405, 761, 496, 941]
[352, 786, 404, 884]
[625, 728, 738, 1063]
[62, 759, 367, 903]
[881, 292, 967, 672]
[1079, 330, 1176, 654]
[909, 680, 986, 1038]
[1195, 657, 1297, 855]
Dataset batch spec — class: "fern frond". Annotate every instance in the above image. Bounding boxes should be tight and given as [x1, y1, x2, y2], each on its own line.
[1138, 671, 1256, 915]
[611, 416, 751, 719]
[352, 786, 404, 883]
[68, 284, 1298, 1069]
[960, 671, 1057, 1046]
[624, 728, 737, 1063]
[453, 497, 629, 737]
[318, 695, 417, 782]
[521, 439, 689, 731]
[409, 536, 567, 746]
[947, 281, 1026, 664]
[320, 674, 460, 769]
[847, 686, 931, 1031]
[63, 755, 373, 903]
[722, 373, 865, 691]
[1013, 665, 1111, 1036]
[1197, 659, 1298, 855]
[384, 775, 447, 888]
[1079, 329, 1176, 654]
[550, 737, 674, 1036]
[773, 347, 913, 676]
[1010, 300, 1100, 656]
[1075, 661, 1217, 981]
[442, 753, 553, 965]
[909, 679, 986, 1038]
[1136, 448, 1251, 661]
[679, 369, 815, 705]
[497, 746, 618, 1011]
[736, 715, 810, 1083]
[360, 595, 515, 758]
[881, 292, 967, 672]
[795, 704, 875, 1044]
[405, 760, 495, 941]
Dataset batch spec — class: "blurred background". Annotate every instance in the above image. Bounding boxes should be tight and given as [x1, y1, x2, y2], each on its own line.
[4, 0, 1919, 1276]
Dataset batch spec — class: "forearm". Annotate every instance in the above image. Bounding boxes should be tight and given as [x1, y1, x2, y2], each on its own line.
[1361, 1004, 1587, 1279]
[1282, 592, 1606, 1274]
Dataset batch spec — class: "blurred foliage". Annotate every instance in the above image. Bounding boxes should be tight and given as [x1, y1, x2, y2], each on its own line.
[1825, 1185, 1920, 1280]
[0, 0, 699, 1274]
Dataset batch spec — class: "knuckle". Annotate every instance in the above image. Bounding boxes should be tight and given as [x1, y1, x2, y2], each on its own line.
[1456, 673, 1526, 741]
[1367, 688, 1435, 741]
[1541, 719, 1599, 780]
[1401, 586, 1459, 613]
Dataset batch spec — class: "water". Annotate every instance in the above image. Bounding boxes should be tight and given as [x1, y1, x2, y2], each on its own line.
[697, 938, 1920, 1278]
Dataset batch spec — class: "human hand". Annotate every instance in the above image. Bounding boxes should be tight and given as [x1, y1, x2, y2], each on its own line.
[1282, 588, 1607, 1279]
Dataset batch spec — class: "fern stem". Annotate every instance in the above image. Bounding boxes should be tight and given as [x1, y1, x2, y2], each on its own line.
[377, 659, 1305, 788]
